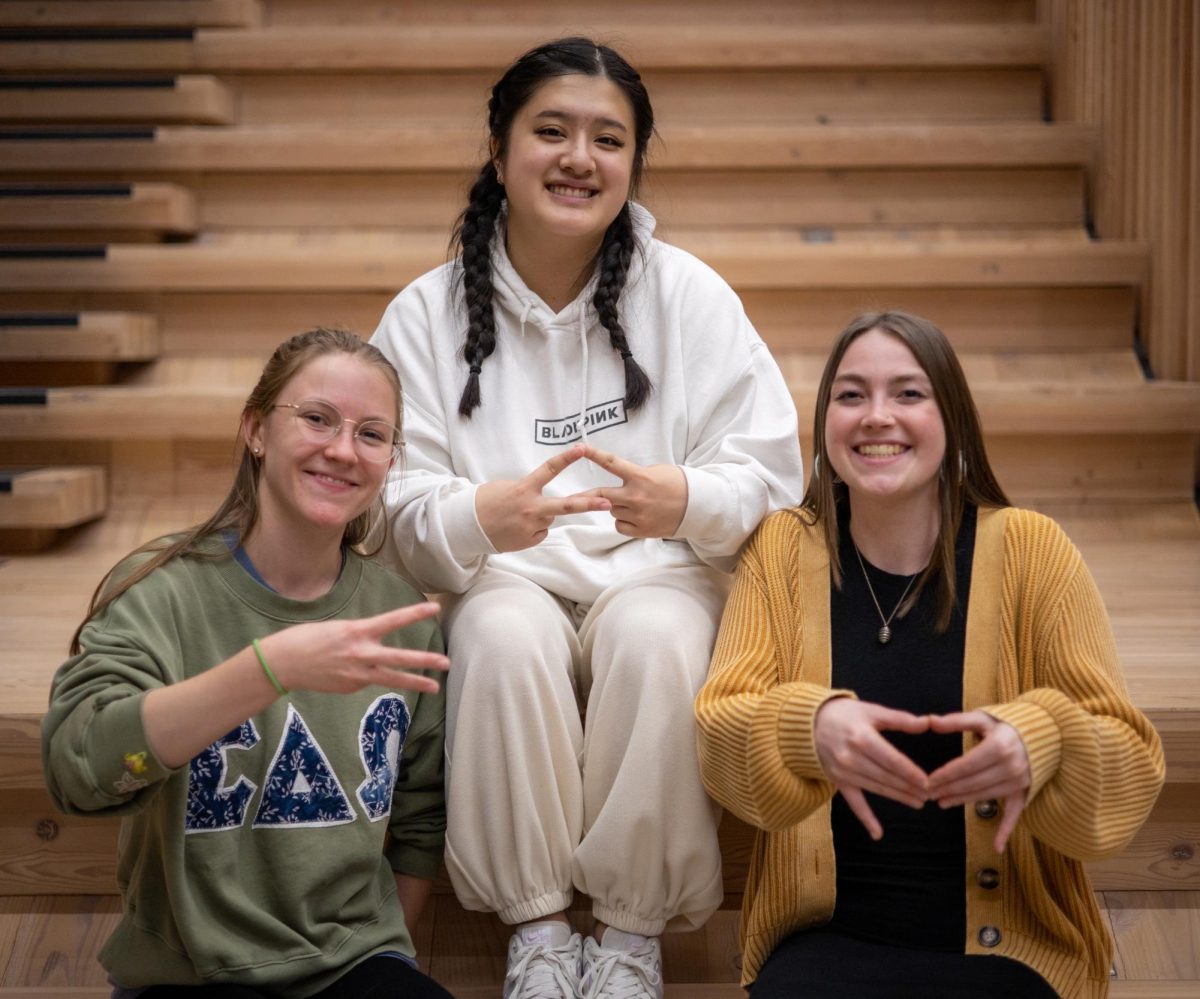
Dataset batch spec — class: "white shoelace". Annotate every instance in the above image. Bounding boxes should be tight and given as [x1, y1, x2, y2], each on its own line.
[505, 936, 581, 999]
[581, 937, 663, 999]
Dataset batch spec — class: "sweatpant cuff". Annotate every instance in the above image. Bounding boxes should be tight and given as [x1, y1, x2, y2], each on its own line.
[592, 903, 667, 937]
[497, 889, 575, 926]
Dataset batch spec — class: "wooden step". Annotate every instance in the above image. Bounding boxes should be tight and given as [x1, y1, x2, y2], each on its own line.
[0, 465, 106, 548]
[0, 312, 159, 361]
[0, 122, 1099, 172]
[0, 287, 1136, 360]
[0, 22, 1047, 72]
[0, 183, 197, 237]
[0, 76, 235, 126]
[0, 0, 262, 29]
[0, 232, 1148, 292]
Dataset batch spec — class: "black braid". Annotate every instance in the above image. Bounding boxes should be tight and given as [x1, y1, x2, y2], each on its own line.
[452, 162, 504, 417]
[593, 204, 652, 411]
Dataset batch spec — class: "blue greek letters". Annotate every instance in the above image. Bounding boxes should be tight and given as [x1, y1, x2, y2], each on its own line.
[185, 720, 260, 833]
[357, 693, 411, 821]
[253, 704, 355, 828]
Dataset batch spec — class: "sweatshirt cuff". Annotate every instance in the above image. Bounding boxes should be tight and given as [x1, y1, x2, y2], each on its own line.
[983, 698, 1062, 800]
[83, 692, 175, 799]
[675, 465, 733, 543]
[776, 686, 857, 780]
[441, 483, 497, 562]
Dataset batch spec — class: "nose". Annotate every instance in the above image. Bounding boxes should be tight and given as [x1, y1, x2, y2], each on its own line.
[863, 393, 895, 427]
[559, 135, 594, 175]
[323, 423, 359, 462]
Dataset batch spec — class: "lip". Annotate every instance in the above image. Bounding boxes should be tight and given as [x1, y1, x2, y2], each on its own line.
[305, 469, 359, 490]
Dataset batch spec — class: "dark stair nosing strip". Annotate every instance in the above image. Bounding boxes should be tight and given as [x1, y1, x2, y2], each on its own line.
[0, 388, 50, 405]
[0, 245, 107, 258]
[0, 183, 133, 198]
[0, 312, 80, 327]
[0, 27, 195, 42]
[0, 127, 156, 140]
[0, 76, 177, 89]
[0, 473, 13, 493]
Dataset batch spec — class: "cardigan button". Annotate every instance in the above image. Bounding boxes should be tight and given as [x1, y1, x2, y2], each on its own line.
[975, 799, 1000, 819]
[978, 925, 1002, 948]
[976, 868, 1001, 890]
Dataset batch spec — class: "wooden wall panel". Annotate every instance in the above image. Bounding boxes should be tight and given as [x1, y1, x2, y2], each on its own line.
[1041, 0, 1198, 385]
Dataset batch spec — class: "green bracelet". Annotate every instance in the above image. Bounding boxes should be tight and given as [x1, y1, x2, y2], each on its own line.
[252, 638, 288, 696]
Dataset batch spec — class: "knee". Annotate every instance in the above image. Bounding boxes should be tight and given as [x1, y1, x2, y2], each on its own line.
[447, 600, 571, 704]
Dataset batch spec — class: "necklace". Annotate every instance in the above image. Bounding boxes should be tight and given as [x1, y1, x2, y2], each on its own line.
[852, 542, 918, 645]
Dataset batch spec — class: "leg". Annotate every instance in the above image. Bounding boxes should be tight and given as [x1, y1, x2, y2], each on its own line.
[315, 955, 456, 999]
[574, 565, 730, 936]
[441, 567, 584, 925]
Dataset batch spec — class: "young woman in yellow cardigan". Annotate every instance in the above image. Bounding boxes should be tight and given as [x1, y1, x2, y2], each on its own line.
[695, 311, 1164, 998]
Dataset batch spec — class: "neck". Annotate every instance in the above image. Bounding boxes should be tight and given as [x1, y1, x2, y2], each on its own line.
[505, 218, 600, 313]
[240, 516, 345, 601]
[846, 490, 940, 576]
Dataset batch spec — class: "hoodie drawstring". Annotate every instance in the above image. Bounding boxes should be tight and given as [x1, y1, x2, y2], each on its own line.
[578, 312, 590, 445]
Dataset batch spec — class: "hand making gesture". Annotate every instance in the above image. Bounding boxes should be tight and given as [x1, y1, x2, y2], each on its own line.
[475, 444, 613, 552]
[580, 444, 689, 538]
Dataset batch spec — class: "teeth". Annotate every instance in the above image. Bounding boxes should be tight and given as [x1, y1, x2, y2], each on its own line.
[313, 472, 353, 487]
[548, 185, 594, 199]
[857, 444, 905, 456]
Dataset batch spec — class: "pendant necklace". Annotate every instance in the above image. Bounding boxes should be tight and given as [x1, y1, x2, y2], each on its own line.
[852, 542, 918, 645]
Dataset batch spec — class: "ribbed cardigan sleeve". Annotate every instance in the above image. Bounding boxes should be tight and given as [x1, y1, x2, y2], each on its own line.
[984, 510, 1165, 861]
[696, 512, 851, 832]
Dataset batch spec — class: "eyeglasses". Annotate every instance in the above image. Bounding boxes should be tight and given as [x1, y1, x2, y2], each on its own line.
[274, 400, 403, 462]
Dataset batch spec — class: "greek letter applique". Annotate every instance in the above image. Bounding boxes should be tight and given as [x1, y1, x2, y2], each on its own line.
[252, 704, 354, 828]
[356, 693, 411, 821]
[185, 720, 260, 833]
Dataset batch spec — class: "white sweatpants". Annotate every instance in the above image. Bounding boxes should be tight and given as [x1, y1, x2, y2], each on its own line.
[441, 563, 729, 936]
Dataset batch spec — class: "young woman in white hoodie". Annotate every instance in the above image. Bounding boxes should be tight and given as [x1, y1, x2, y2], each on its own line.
[371, 37, 803, 999]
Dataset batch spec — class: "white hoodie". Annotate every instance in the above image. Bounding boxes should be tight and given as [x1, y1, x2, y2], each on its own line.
[370, 204, 803, 604]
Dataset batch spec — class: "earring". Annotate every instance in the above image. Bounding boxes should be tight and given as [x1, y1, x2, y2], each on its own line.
[252, 446, 261, 456]
[959, 450, 968, 482]
[813, 454, 842, 485]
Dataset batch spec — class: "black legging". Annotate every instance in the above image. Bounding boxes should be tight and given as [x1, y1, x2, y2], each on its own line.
[135, 954, 456, 999]
[750, 928, 1060, 999]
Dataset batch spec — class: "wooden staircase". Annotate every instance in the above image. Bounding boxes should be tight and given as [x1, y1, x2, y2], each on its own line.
[0, 0, 1197, 992]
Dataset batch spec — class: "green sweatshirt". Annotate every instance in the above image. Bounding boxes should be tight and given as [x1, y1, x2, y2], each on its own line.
[42, 543, 446, 997]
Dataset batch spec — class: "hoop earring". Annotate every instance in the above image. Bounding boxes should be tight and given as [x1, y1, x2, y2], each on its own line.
[815, 454, 842, 485]
[959, 450, 968, 482]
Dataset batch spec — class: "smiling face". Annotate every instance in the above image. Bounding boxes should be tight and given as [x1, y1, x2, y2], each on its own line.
[244, 352, 398, 542]
[824, 328, 947, 510]
[496, 73, 636, 254]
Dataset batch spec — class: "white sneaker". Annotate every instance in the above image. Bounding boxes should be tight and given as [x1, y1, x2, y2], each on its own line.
[580, 927, 664, 999]
[503, 920, 584, 999]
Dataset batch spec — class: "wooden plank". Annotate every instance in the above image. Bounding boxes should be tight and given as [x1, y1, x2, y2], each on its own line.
[0, 23, 1048, 73]
[1087, 784, 1200, 891]
[0, 313, 159, 362]
[0, 77, 235, 126]
[1106, 890, 1200, 981]
[0, 233, 1148, 293]
[231, 68, 1043, 127]
[0, 896, 118, 988]
[0, 184, 196, 236]
[0, 123, 1099, 173]
[0, 1, 261, 29]
[0, 467, 107, 530]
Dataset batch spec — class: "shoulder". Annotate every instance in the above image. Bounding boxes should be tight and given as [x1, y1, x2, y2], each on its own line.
[376, 262, 459, 328]
[641, 237, 739, 301]
[745, 508, 817, 564]
[354, 553, 429, 607]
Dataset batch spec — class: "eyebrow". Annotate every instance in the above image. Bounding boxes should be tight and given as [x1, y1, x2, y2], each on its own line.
[533, 109, 628, 133]
[832, 372, 930, 386]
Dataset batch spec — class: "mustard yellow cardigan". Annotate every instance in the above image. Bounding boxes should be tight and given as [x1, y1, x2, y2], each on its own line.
[695, 505, 1164, 997]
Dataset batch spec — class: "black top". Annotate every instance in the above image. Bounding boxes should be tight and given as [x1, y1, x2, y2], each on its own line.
[828, 503, 977, 950]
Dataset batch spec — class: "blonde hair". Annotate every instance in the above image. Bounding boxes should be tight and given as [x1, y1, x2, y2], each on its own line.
[71, 328, 401, 653]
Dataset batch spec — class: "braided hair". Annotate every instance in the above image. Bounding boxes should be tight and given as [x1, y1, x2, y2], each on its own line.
[450, 37, 656, 417]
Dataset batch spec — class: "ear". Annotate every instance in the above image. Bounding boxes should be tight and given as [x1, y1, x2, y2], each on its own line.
[489, 138, 504, 185]
[242, 409, 265, 457]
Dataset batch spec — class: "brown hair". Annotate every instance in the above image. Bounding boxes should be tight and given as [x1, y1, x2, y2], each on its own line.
[70, 328, 402, 654]
[799, 310, 1010, 630]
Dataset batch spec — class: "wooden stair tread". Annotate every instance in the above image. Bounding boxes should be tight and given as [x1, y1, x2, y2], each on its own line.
[0, 76, 235, 126]
[0, 465, 106, 529]
[0, 232, 1148, 292]
[0, 22, 1047, 72]
[0, 312, 159, 361]
[0, 122, 1099, 172]
[0, 0, 262, 29]
[0, 183, 197, 236]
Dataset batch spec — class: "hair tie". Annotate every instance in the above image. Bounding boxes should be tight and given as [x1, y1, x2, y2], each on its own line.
[620, 350, 633, 360]
[469, 364, 482, 375]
